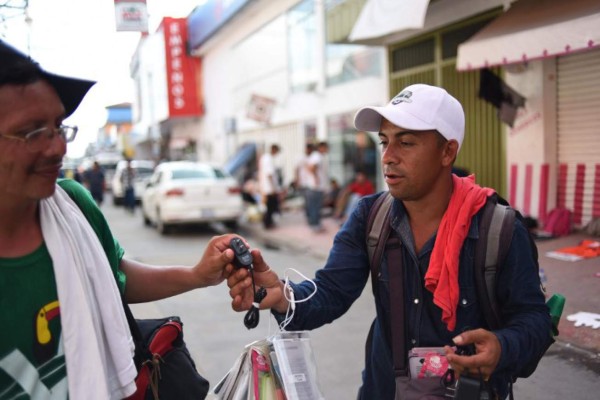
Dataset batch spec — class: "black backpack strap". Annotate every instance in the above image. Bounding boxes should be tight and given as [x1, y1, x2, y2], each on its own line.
[474, 196, 515, 330]
[365, 192, 408, 377]
[366, 191, 394, 295]
[387, 237, 407, 377]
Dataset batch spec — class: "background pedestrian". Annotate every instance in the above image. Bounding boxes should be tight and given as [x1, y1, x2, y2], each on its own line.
[122, 159, 136, 213]
[258, 144, 282, 229]
[83, 161, 105, 206]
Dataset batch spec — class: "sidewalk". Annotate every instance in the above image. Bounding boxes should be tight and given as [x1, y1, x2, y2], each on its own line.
[239, 208, 600, 356]
[241, 209, 338, 260]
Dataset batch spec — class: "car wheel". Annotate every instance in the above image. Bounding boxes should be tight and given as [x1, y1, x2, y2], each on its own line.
[156, 209, 171, 235]
[224, 219, 239, 230]
[142, 209, 151, 226]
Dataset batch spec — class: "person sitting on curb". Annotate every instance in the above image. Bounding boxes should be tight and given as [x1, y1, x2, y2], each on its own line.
[334, 170, 375, 223]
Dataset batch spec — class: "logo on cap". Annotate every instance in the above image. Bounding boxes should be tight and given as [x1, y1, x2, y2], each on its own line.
[391, 90, 413, 105]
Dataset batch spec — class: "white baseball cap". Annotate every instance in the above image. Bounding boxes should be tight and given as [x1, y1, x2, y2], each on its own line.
[354, 84, 465, 151]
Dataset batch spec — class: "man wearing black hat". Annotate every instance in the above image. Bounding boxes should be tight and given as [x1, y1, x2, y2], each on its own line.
[0, 41, 238, 399]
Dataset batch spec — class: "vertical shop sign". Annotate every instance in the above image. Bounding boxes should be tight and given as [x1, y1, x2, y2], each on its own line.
[163, 18, 203, 117]
[114, 0, 148, 32]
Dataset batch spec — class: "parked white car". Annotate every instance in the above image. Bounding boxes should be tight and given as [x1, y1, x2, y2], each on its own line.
[141, 161, 243, 234]
[111, 160, 156, 206]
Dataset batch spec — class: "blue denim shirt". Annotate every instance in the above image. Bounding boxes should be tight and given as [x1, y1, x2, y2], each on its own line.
[275, 192, 552, 400]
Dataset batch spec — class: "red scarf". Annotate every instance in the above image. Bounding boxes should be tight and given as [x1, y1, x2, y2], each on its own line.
[424, 175, 495, 331]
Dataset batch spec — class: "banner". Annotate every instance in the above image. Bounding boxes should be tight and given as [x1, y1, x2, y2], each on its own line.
[114, 0, 148, 32]
[163, 17, 203, 118]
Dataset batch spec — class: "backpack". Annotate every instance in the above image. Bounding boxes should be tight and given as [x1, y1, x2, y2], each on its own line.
[366, 192, 558, 380]
[123, 314, 210, 400]
[542, 207, 572, 237]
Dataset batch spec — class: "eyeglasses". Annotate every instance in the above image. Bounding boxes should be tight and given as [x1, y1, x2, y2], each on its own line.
[0, 125, 78, 152]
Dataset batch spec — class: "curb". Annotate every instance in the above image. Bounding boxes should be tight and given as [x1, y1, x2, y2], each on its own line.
[549, 339, 600, 374]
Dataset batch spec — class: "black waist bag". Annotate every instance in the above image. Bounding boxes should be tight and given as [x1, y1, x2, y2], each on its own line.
[123, 312, 209, 400]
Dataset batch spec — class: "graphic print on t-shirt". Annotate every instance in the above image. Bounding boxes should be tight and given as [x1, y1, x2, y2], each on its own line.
[0, 301, 67, 399]
[34, 301, 60, 363]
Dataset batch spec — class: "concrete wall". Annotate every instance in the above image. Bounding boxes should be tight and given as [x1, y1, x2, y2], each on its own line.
[197, 0, 388, 175]
[195, 0, 301, 164]
[133, 32, 169, 139]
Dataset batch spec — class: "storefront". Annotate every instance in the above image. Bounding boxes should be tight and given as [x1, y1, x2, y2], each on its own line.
[327, 112, 379, 188]
[327, 0, 510, 192]
[187, 0, 387, 189]
[457, 0, 600, 226]
[556, 48, 600, 226]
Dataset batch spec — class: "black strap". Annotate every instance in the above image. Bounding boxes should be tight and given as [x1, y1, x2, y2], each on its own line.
[121, 294, 142, 343]
[474, 199, 500, 330]
[387, 239, 407, 377]
[367, 192, 394, 298]
[366, 192, 408, 377]
[474, 197, 516, 331]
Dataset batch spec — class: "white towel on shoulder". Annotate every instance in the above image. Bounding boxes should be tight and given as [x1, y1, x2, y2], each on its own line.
[40, 185, 137, 400]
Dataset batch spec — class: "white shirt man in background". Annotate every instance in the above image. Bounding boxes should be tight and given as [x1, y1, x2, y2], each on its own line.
[258, 144, 281, 229]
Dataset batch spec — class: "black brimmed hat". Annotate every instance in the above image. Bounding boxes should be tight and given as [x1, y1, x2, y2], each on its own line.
[0, 40, 95, 117]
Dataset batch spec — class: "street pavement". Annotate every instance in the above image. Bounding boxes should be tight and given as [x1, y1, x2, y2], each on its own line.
[102, 194, 599, 398]
[238, 205, 600, 357]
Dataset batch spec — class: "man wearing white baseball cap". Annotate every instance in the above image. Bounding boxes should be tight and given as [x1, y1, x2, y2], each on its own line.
[354, 83, 465, 151]
[348, 83, 548, 397]
[227, 84, 551, 399]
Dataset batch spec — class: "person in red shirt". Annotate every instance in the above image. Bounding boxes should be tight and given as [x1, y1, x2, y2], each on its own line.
[336, 170, 375, 223]
[347, 170, 375, 197]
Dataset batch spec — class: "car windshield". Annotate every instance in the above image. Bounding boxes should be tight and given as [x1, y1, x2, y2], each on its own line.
[102, 163, 118, 173]
[136, 167, 154, 178]
[172, 167, 221, 180]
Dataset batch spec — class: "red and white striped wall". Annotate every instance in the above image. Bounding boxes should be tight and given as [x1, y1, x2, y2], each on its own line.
[509, 163, 600, 228]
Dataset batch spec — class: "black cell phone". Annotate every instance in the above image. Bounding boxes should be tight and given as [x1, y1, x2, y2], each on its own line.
[230, 237, 253, 269]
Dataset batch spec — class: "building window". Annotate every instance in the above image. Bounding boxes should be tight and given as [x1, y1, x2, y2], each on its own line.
[326, 44, 383, 86]
[391, 37, 435, 72]
[327, 112, 378, 186]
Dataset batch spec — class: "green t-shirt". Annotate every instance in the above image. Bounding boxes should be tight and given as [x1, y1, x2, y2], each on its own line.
[0, 179, 126, 399]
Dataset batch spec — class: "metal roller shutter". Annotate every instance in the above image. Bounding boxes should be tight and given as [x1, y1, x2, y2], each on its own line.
[557, 49, 600, 227]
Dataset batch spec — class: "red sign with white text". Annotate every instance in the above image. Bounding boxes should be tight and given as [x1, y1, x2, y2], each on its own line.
[162, 17, 203, 117]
